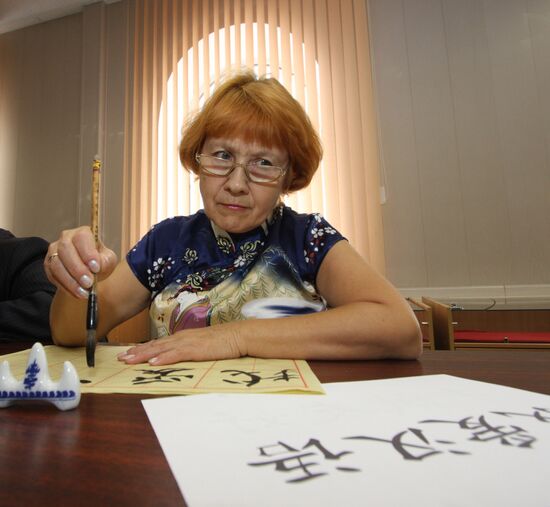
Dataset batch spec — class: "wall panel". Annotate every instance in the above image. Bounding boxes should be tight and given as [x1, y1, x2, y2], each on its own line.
[368, 0, 428, 286]
[484, 0, 550, 284]
[402, 0, 469, 286]
[12, 15, 82, 240]
[369, 0, 550, 290]
[442, 0, 511, 284]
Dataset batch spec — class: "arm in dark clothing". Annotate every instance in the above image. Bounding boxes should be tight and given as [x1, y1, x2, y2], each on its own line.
[0, 237, 56, 343]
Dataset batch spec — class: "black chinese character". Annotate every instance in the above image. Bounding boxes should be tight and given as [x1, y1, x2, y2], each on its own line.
[421, 415, 536, 448]
[131, 368, 194, 385]
[248, 438, 359, 482]
[221, 369, 298, 387]
[345, 427, 468, 461]
[221, 370, 262, 387]
[492, 407, 550, 423]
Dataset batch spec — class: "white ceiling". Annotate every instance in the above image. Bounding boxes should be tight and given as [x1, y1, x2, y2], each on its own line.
[0, 0, 109, 35]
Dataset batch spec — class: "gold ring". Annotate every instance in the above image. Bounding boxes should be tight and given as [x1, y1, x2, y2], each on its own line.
[47, 253, 59, 263]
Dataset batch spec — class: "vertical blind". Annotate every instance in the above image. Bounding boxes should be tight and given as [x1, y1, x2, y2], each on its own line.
[122, 0, 385, 273]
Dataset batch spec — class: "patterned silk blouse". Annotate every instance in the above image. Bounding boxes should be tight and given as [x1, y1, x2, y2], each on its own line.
[127, 204, 345, 338]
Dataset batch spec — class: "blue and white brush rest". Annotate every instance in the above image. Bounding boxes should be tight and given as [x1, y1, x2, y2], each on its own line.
[0, 342, 81, 411]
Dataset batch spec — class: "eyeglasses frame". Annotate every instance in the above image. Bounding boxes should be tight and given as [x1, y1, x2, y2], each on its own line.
[195, 153, 287, 184]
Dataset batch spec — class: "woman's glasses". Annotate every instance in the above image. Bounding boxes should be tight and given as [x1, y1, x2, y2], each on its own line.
[195, 154, 287, 184]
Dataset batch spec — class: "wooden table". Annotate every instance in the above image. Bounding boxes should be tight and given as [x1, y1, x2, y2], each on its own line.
[1, 344, 549, 506]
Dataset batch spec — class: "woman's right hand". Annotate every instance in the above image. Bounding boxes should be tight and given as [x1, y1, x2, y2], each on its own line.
[44, 226, 118, 300]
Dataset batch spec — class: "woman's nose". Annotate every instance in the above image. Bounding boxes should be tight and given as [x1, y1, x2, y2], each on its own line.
[224, 164, 249, 193]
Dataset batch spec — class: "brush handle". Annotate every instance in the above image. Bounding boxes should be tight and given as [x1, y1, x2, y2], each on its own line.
[91, 159, 101, 243]
[87, 158, 101, 368]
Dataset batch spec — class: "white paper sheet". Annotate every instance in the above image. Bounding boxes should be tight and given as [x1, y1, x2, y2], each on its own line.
[142, 374, 550, 507]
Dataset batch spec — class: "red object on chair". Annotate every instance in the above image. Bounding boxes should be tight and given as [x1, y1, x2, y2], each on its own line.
[455, 330, 550, 344]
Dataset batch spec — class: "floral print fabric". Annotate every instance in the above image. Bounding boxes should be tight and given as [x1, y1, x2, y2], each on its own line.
[127, 205, 344, 337]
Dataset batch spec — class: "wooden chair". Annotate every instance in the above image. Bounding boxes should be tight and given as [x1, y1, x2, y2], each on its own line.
[407, 298, 435, 349]
[420, 297, 455, 350]
[422, 297, 550, 350]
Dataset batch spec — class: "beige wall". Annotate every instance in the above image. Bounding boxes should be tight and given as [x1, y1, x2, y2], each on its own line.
[0, 1, 126, 256]
[368, 0, 550, 293]
[0, 14, 82, 241]
[0, 30, 18, 229]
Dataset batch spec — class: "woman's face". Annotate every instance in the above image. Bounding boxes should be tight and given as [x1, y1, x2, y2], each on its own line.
[199, 137, 288, 234]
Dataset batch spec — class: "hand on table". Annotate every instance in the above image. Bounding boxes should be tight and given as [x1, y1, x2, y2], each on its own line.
[117, 325, 249, 365]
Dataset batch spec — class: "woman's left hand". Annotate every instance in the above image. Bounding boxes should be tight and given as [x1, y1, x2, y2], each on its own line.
[117, 325, 248, 365]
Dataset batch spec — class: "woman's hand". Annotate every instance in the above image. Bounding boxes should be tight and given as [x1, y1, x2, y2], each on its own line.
[117, 324, 248, 365]
[45, 226, 118, 299]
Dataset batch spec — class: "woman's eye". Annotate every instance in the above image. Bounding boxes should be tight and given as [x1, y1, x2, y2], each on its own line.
[256, 158, 274, 167]
[213, 150, 232, 160]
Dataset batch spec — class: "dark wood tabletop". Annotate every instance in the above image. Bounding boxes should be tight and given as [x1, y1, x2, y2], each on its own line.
[1, 343, 549, 506]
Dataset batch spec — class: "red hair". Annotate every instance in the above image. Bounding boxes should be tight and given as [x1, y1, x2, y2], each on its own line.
[179, 70, 322, 192]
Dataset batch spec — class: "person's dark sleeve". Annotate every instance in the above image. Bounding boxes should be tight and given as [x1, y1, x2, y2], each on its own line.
[0, 237, 57, 343]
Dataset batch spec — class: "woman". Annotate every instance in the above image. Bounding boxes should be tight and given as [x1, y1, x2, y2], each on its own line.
[45, 71, 421, 365]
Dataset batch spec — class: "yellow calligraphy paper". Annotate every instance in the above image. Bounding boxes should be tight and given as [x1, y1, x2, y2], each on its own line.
[1, 345, 324, 395]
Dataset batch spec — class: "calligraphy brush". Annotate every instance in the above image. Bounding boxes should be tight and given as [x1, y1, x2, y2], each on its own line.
[86, 157, 101, 367]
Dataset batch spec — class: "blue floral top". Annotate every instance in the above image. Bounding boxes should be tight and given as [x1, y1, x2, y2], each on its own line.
[127, 204, 345, 337]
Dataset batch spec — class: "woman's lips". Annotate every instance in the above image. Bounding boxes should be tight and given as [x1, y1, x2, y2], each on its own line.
[220, 203, 247, 211]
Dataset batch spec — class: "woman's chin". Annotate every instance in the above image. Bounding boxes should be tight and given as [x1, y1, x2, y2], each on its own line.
[209, 212, 258, 234]
[210, 219, 247, 234]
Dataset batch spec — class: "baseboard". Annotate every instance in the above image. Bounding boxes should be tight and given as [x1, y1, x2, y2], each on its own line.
[399, 284, 550, 310]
